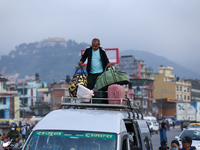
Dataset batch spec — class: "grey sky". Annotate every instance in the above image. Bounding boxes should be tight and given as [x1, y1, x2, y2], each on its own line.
[0, 0, 200, 74]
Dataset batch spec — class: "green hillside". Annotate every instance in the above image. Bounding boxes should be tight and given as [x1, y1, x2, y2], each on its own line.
[0, 38, 89, 83]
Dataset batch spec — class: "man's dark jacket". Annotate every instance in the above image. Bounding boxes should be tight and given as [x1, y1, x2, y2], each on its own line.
[5, 130, 20, 143]
[80, 46, 110, 75]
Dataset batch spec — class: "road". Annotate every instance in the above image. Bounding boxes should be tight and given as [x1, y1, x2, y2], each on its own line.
[151, 126, 182, 150]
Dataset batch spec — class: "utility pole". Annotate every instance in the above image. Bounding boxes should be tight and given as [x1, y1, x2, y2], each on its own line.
[161, 89, 167, 119]
[23, 81, 25, 120]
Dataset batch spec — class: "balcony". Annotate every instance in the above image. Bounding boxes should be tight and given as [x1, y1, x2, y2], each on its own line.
[147, 70, 154, 73]
[165, 73, 175, 79]
[30, 101, 51, 109]
[140, 61, 145, 65]
[141, 70, 145, 73]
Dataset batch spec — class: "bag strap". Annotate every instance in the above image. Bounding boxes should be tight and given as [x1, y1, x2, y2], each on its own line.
[110, 66, 117, 83]
[69, 66, 87, 84]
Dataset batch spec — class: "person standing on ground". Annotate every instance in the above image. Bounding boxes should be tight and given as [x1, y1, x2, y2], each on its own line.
[172, 121, 175, 129]
[181, 136, 196, 150]
[26, 123, 32, 140]
[21, 124, 26, 143]
[78, 38, 110, 90]
[160, 122, 168, 147]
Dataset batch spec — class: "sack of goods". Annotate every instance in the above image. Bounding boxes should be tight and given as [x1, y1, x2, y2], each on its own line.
[69, 66, 87, 97]
[77, 85, 94, 103]
[108, 84, 126, 105]
[96, 67, 129, 91]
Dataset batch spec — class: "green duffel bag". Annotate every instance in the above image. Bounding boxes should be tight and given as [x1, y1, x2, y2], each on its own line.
[96, 67, 129, 91]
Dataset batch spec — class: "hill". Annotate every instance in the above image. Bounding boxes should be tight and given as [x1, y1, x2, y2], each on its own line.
[120, 50, 200, 80]
[0, 37, 90, 83]
[0, 38, 199, 83]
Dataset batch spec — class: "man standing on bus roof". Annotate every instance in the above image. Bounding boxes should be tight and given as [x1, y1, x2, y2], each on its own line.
[78, 38, 110, 90]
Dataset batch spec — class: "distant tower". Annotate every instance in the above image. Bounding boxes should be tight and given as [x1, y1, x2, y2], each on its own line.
[66, 75, 70, 83]
[35, 73, 39, 80]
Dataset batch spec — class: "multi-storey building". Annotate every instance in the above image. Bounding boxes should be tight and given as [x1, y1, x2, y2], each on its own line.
[0, 74, 19, 119]
[184, 79, 200, 101]
[191, 81, 200, 101]
[153, 66, 191, 118]
[50, 82, 69, 111]
[115, 55, 154, 79]
[115, 55, 155, 115]
[129, 76, 154, 115]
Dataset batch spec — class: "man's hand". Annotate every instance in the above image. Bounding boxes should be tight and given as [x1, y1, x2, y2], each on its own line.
[165, 142, 168, 146]
[15, 138, 18, 142]
[106, 63, 111, 68]
[78, 61, 83, 66]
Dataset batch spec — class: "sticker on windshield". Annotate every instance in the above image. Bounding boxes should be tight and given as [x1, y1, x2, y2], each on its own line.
[33, 131, 116, 139]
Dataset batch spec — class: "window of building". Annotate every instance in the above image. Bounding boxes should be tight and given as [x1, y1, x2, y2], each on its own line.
[144, 100, 147, 105]
[177, 86, 179, 91]
[187, 88, 190, 92]
[0, 98, 4, 104]
[184, 95, 186, 100]
[180, 87, 182, 91]
[164, 78, 167, 82]
[188, 96, 190, 100]
[184, 88, 186, 92]
[177, 95, 179, 99]
[180, 95, 182, 99]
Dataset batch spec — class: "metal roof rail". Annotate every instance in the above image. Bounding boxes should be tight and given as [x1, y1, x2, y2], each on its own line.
[60, 96, 143, 120]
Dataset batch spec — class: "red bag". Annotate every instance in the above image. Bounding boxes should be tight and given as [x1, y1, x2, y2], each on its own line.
[108, 84, 126, 105]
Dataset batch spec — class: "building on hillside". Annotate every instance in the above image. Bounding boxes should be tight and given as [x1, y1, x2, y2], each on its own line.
[153, 66, 191, 119]
[129, 75, 155, 115]
[36, 37, 67, 48]
[0, 74, 20, 119]
[50, 82, 69, 111]
[115, 55, 154, 79]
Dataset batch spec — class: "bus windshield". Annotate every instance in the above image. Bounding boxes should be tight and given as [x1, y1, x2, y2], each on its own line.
[24, 130, 117, 150]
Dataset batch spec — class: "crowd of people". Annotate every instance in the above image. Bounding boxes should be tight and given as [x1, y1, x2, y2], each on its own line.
[159, 120, 196, 150]
[0, 122, 34, 148]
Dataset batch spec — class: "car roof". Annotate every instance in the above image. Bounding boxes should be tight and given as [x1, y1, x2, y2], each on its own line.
[189, 123, 200, 125]
[185, 128, 200, 131]
[33, 109, 129, 134]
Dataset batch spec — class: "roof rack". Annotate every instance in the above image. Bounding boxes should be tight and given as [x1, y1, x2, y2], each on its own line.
[59, 96, 143, 120]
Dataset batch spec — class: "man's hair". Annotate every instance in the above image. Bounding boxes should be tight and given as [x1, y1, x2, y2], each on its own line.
[159, 146, 169, 150]
[92, 38, 100, 43]
[171, 140, 179, 146]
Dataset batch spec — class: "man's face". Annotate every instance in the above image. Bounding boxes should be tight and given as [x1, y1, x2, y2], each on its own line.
[92, 41, 100, 51]
[171, 143, 179, 148]
[182, 141, 191, 149]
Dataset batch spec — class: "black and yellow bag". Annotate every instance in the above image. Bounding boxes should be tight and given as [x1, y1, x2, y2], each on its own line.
[69, 66, 87, 97]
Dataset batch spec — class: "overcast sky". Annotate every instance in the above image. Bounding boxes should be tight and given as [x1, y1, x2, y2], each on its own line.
[0, 0, 200, 74]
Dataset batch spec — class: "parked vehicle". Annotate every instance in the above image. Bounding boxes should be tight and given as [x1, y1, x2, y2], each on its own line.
[1, 138, 15, 150]
[187, 123, 200, 129]
[21, 97, 153, 150]
[146, 121, 159, 134]
[144, 116, 159, 134]
[176, 102, 200, 131]
[175, 128, 200, 149]
[165, 118, 175, 126]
